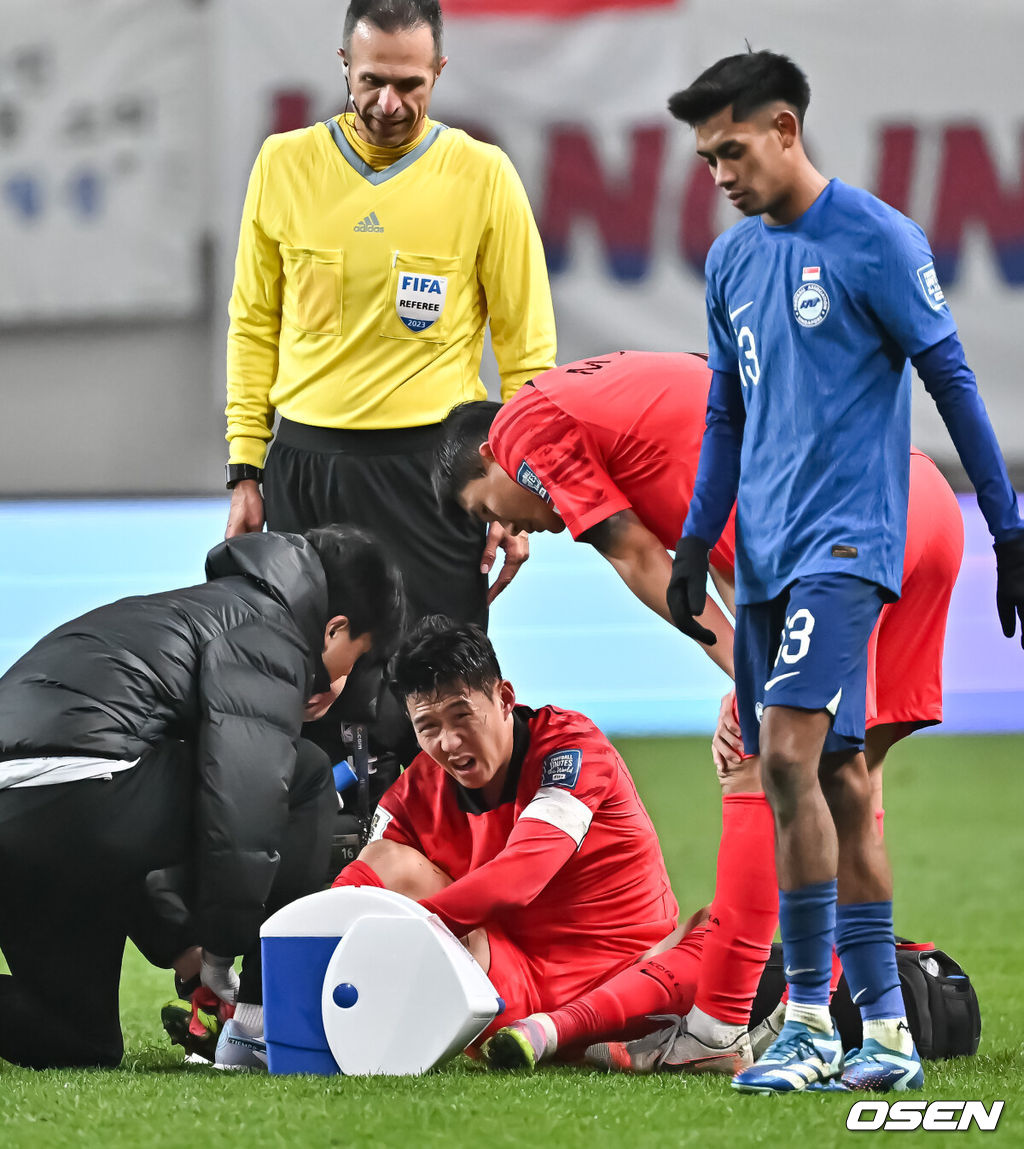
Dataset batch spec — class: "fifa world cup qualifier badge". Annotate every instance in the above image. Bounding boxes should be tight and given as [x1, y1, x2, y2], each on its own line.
[793, 265, 830, 327]
[541, 749, 583, 790]
[516, 459, 550, 502]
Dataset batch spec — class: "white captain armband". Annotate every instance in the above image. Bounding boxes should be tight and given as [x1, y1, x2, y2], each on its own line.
[520, 787, 593, 848]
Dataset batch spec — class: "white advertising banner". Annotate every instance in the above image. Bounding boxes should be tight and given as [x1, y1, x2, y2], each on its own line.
[0, 0, 207, 322]
[214, 0, 1024, 459]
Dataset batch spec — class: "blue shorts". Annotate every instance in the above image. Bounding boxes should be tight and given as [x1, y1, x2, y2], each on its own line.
[734, 574, 886, 757]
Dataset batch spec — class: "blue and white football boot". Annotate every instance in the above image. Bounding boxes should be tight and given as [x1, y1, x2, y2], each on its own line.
[839, 1037, 924, 1092]
[731, 1020, 843, 1094]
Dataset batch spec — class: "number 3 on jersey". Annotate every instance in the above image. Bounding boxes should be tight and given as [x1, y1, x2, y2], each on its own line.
[737, 326, 760, 387]
[775, 608, 815, 666]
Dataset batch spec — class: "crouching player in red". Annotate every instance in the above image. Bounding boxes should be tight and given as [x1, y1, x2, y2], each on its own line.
[331, 616, 776, 1072]
[432, 349, 964, 1073]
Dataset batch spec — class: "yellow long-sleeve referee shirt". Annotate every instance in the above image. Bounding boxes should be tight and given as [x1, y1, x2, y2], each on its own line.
[226, 115, 557, 468]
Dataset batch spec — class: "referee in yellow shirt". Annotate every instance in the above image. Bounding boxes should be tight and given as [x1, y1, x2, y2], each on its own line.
[223, 0, 556, 629]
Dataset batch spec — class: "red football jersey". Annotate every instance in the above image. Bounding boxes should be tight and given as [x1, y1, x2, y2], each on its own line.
[489, 350, 738, 572]
[370, 705, 678, 963]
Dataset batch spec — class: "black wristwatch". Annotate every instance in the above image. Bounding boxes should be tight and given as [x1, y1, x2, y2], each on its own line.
[225, 463, 263, 489]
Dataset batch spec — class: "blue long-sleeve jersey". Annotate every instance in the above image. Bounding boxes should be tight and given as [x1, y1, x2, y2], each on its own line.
[684, 179, 1022, 605]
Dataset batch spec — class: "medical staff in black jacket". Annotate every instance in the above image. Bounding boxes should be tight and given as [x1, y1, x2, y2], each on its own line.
[0, 525, 403, 1069]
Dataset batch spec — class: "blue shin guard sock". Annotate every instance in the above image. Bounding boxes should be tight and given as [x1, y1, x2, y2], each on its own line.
[779, 880, 837, 1008]
[837, 902, 920, 1086]
[835, 901, 904, 1022]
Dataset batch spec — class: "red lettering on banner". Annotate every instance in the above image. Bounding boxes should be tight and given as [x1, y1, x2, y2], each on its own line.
[874, 124, 917, 215]
[445, 0, 677, 16]
[540, 125, 666, 281]
[679, 160, 718, 277]
[271, 90, 313, 135]
[931, 125, 1024, 284]
[254, 99, 1024, 291]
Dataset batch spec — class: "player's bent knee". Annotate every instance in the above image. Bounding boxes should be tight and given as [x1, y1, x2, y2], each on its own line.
[357, 839, 453, 900]
[759, 714, 830, 805]
[818, 752, 871, 803]
[759, 751, 813, 798]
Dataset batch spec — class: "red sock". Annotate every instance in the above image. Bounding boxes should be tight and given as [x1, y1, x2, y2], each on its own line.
[547, 926, 708, 1049]
[331, 859, 384, 888]
[829, 947, 844, 995]
[694, 792, 778, 1025]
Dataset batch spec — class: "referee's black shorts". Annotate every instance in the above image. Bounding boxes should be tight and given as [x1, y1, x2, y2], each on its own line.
[264, 418, 488, 629]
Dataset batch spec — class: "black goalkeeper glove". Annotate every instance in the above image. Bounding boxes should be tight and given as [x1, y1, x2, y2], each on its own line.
[994, 533, 1024, 650]
[667, 535, 716, 646]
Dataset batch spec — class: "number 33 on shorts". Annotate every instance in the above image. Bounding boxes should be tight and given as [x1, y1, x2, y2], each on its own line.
[774, 608, 815, 666]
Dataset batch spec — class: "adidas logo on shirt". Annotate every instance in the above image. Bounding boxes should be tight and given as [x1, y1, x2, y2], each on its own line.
[353, 211, 384, 233]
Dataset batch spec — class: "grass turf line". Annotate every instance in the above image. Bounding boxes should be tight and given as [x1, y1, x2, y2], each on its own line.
[1, 734, 1021, 1148]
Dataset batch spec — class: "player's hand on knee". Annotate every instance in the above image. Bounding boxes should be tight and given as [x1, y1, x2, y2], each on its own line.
[225, 480, 265, 539]
[712, 689, 744, 778]
[200, 949, 239, 1006]
[483, 522, 529, 604]
[995, 533, 1024, 649]
[667, 535, 716, 644]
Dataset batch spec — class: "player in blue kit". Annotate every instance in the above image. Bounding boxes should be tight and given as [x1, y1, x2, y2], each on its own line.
[664, 51, 1024, 1094]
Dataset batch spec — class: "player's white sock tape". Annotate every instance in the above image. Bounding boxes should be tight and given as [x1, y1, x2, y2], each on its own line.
[863, 1016, 914, 1054]
[234, 1002, 264, 1036]
[530, 1012, 559, 1058]
[785, 1001, 834, 1034]
[686, 1004, 745, 1048]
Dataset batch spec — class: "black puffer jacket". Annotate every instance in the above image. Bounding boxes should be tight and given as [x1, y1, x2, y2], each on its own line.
[0, 532, 331, 955]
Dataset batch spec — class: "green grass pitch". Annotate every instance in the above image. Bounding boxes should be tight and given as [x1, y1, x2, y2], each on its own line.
[1, 734, 1021, 1147]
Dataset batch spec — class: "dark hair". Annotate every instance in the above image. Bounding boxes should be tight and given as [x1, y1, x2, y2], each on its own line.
[304, 524, 405, 656]
[343, 0, 444, 63]
[391, 615, 502, 701]
[432, 400, 502, 510]
[668, 50, 810, 129]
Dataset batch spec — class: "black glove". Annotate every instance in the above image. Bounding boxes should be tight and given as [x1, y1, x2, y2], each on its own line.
[995, 533, 1024, 649]
[667, 535, 716, 645]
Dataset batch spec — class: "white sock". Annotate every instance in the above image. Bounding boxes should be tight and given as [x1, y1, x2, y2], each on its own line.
[863, 1016, 914, 1055]
[685, 1004, 745, 1048]
[785, 1001, 833, 1035]
[525, 1012, 559, 1059]
[233, 1002, 264, 1037]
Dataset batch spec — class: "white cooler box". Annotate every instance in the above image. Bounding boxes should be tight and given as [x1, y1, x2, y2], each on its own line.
[260, 887, 504, 1075]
